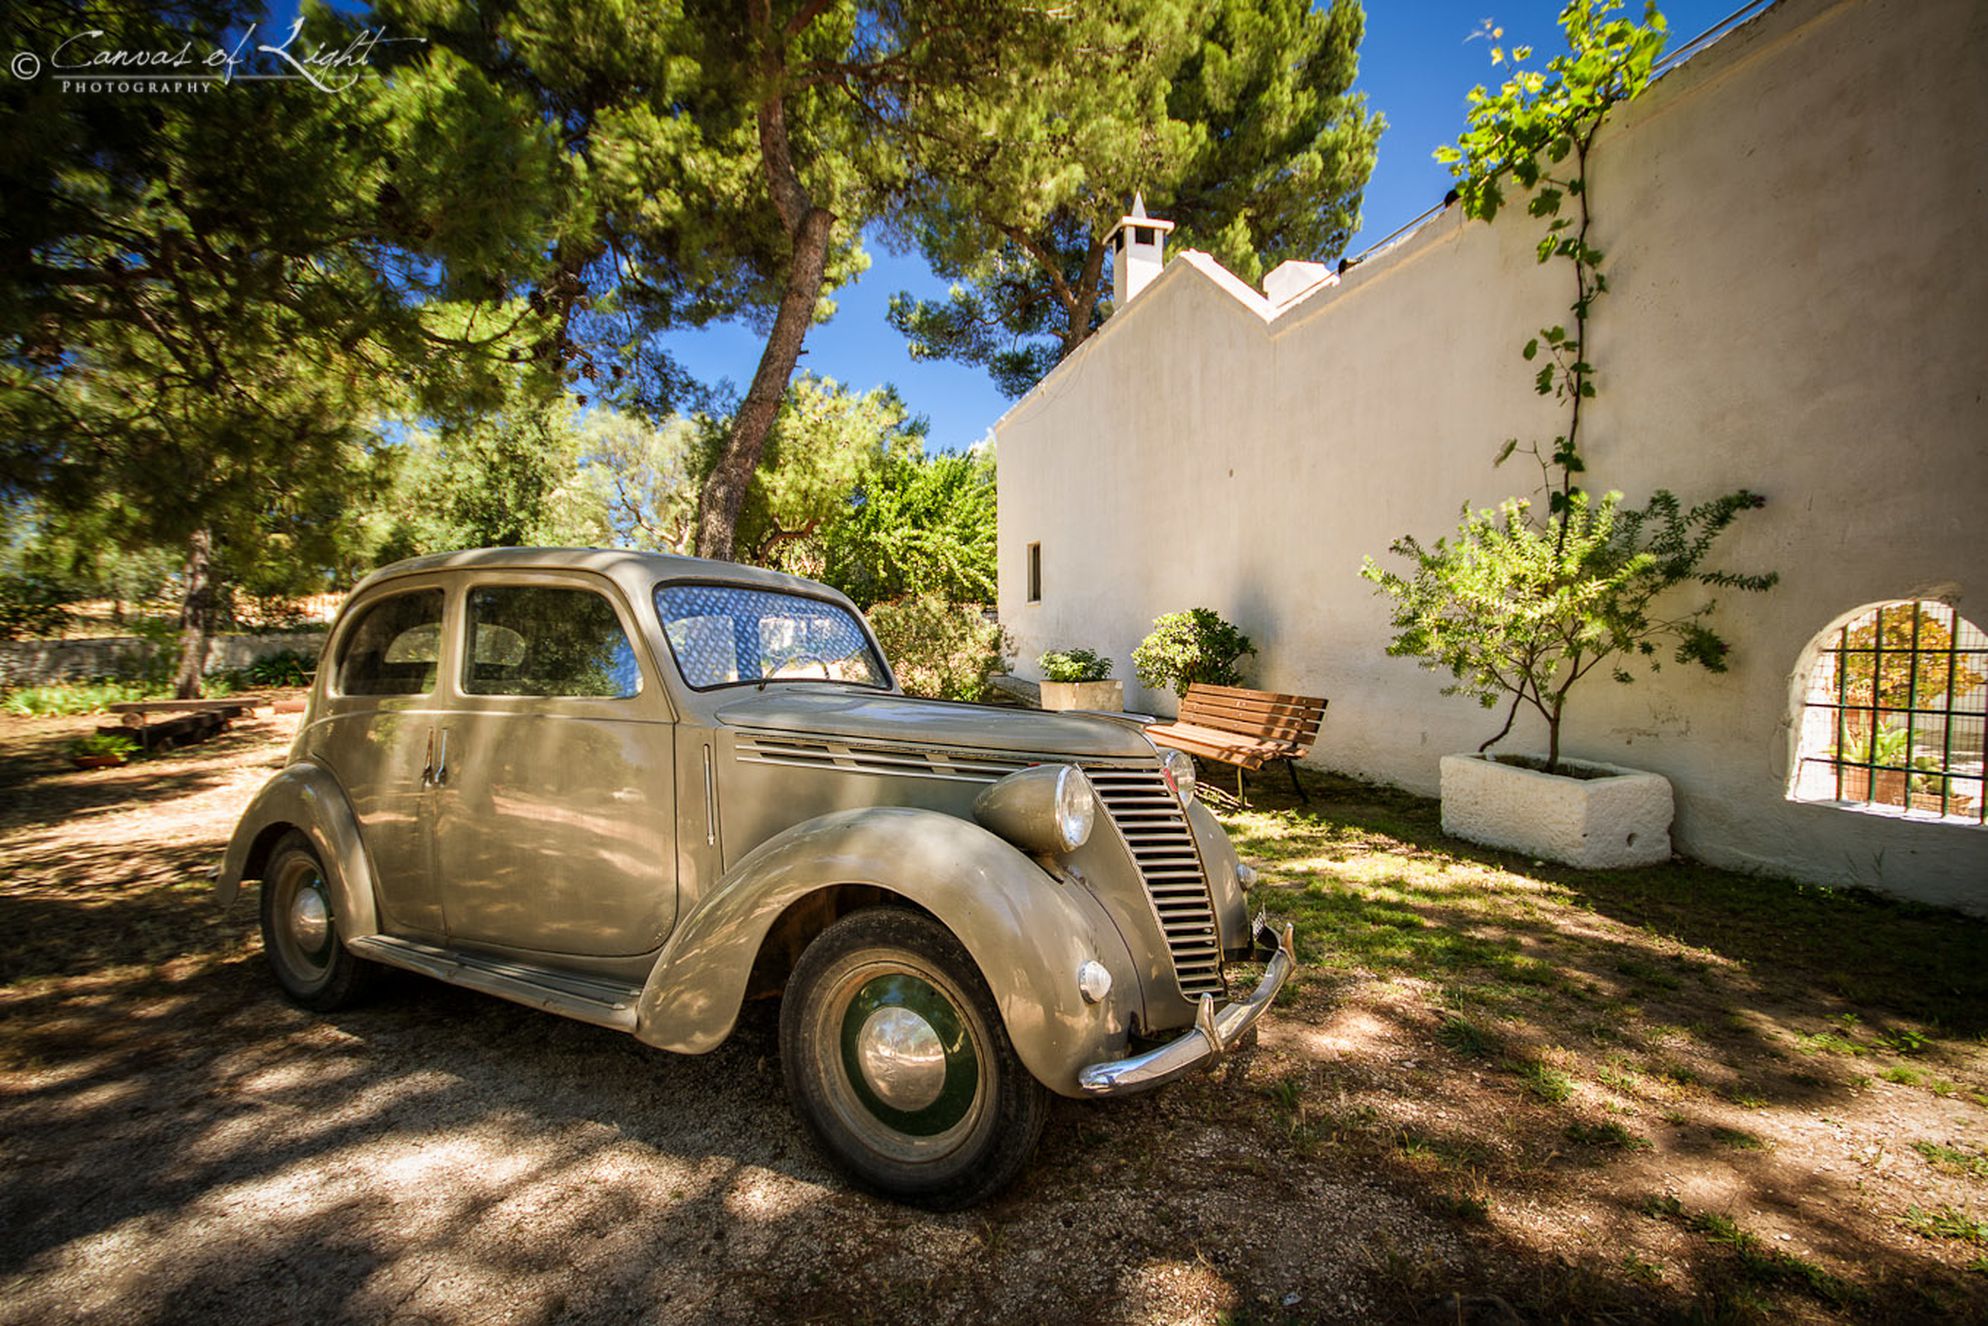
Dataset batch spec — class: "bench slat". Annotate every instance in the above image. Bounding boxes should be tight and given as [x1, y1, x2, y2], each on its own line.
[1185, 682, 1324, 707]
[1180, 694, 1325, 724]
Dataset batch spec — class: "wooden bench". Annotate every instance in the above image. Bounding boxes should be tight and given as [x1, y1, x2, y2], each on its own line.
[103, 697, 268, 752]
[1144, 683, 1328, 807]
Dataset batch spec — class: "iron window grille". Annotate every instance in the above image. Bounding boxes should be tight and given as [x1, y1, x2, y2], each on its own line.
[1794, 601, 1987, 824]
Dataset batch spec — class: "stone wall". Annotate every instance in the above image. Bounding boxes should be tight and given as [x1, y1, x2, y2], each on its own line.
[0, 632, 326, 688]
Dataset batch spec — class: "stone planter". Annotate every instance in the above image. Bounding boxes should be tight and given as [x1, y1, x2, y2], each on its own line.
[1439, 753, 1673, 869]
[1039, 679, 1124, 713]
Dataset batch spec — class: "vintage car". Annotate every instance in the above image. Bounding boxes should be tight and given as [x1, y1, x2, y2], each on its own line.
[217, 548, 1294, 1207]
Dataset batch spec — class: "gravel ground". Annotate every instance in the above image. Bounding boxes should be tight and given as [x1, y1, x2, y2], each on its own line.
[2, 705, 1982, 1324]
[0, 708, 1433, 1325]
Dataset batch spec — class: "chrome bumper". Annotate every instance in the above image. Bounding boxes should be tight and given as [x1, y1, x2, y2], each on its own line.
[1076, 917, 1297, 1097]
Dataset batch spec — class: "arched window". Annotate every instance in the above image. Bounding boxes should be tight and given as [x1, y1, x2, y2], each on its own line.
[1790, 601, 1987, 823]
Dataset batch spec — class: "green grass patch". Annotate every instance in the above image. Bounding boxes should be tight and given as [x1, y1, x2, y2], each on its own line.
[1709, 1126, 1767, 1151]
[1436, 1013, 1499, 1059]
[1880, 1065, 1963, 1095]
[1903, 1205, 1988, 1244]
[1912, 1141, 1988, 1179]
[1, 678, 163, 717]
[1796, 1030, 1865, 1057]
[1563, 1120, 1652, 1151]
[1514, 1059, 1573, 1104]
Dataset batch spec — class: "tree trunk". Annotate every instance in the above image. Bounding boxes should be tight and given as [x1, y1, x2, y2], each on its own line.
[173, 526, 215, 699]
[693, 7, 834, 562]
[693, 206, 834, 560]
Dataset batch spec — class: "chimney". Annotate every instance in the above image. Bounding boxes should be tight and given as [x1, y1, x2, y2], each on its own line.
[1107, 194, 1175, 306]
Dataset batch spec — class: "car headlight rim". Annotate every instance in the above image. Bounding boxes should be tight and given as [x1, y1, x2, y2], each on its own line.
[1054, 765, 1095, 852]
[1159, 747, 1197, 804]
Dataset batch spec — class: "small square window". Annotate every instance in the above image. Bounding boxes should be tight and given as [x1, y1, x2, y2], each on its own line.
[1135, 226, 1155, 246]
[1026, 543, 1042, 604]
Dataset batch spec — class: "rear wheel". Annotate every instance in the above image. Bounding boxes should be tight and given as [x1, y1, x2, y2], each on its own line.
[780, 907, 1048, 1209]
[259, 831, 374, 1011]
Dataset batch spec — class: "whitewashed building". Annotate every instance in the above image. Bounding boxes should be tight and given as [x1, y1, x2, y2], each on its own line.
[995, 0, 1988, 908]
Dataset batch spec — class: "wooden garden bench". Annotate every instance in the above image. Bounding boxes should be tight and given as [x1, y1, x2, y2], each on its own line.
[1145, 683, 1328, 807]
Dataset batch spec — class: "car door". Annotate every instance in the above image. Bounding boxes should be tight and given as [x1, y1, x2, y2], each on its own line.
[431, 573, 678, 957]
[312, 581, 453, 937]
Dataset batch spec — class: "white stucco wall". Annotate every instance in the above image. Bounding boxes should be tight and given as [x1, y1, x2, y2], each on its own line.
[995, 0, 1988, 909]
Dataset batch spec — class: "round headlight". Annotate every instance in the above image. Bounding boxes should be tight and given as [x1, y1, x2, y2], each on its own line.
[1054, 766, 1095, 851]
[1160, 747, 1197, 804]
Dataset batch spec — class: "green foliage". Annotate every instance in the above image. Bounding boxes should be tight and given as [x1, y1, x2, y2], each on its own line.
[866, 594, 1011, 703]
[0, 573, 71, 641]
[2, 680, 160, 718]
[1362, 490, 1775, 770]
[821, 446, 998, 611]
[889, 0, 1382, 396]
[1132, 609, 1255, 698]
[68, 731, 139, 760]
[1039, 649, 1114, 684]
[240, 650, 318, 689]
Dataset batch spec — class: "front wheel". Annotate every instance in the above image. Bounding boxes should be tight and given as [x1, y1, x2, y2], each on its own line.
[780, 907, 1048, 1209]
[258, 830, 375, 1011]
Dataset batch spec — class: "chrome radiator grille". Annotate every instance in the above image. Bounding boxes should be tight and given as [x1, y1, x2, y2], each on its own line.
[1084, 765, 1225, 999]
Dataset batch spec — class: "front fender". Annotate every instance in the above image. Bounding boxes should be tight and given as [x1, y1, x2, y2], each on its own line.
[633, 807, 1139, 1097]
[216, 762, 379, 939]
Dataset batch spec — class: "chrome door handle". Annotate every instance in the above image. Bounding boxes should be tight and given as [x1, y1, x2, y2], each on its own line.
[432, 728, 449, 787]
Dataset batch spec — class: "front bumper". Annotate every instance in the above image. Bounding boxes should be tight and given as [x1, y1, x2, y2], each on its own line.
[1076, 916, 1297, 1096]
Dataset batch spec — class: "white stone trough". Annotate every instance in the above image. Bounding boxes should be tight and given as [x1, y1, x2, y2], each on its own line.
[1439, 753, 1674, 869]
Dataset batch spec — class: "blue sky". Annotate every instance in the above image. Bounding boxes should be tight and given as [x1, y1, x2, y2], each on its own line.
[663, 1, 1742, 452]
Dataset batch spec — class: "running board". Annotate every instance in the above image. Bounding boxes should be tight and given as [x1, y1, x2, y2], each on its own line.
[348, 935, 642, 1031]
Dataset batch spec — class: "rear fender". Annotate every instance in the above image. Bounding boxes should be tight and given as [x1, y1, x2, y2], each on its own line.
[633, 807, 1139, 1097]
[216, 762, 379, 939]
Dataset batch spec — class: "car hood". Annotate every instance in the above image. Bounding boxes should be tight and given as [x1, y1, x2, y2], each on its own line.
[713, 687, 1157, 761]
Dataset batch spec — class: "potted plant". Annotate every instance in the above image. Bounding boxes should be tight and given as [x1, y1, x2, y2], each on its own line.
[69, 731, 138, 770]
[1834, 723, 1910, 807]
[1037, 647, 1122, 712]
[1362, 2, 1776, 868]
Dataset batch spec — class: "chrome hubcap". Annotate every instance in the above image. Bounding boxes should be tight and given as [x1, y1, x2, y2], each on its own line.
[288, 883, 329, 954]
[854, 1006, 948, 1111]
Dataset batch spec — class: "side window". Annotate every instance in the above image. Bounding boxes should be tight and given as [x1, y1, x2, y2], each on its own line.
[463, 585, 641, 699]
[337, 590, 445, 697]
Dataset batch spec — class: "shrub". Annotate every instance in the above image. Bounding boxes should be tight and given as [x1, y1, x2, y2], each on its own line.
[242, 649, 317, 687]
[0, 574, 72, 641]
[1038, 647, 1112, 683]
[68, 731, 138, 759]
[1132, 609, 1254, 698]
[867, 594, 1011, 702]
[2, 679, 160, 717]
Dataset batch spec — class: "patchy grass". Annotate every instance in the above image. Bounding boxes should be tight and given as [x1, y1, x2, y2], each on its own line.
[1225, 768, 1988, 1320]
[1905, 1206, 1988, 1244]
[1914, 1141, 1988, 1180]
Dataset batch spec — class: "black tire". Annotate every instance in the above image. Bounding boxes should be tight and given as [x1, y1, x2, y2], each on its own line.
[780, 907, 1048, 1209]
[258, 830, 375, 1012]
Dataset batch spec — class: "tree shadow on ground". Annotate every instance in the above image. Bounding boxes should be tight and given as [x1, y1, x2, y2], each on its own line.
[1213, 764, 1988, 1321]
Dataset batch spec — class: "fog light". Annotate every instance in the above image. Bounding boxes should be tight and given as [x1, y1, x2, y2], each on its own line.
[1077, 960, 1112, 1004]
[1237, 862, 1258, 891]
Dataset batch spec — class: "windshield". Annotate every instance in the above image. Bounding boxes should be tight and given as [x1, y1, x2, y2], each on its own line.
[655, 583, 891, 691]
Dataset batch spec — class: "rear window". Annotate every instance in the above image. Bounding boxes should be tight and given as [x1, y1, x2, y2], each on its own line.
[463, 585, 641, 698]
[656, 584, 888, 691]
[337, 590, 445, 696]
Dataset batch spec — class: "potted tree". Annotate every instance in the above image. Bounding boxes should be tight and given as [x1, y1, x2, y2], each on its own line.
[1037, 648, 1122, 712]
[1362, 1, 1776, 868]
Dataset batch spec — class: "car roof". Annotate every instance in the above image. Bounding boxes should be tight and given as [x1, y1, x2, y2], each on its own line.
[347, 547, 852, 608]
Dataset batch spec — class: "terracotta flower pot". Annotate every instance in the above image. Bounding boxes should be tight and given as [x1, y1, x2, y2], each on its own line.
[71, 754, 127, 770]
